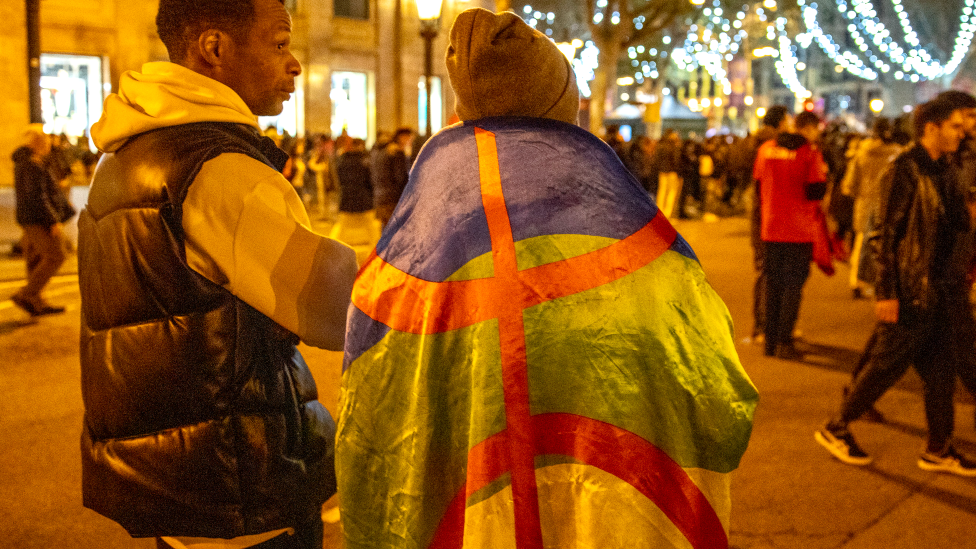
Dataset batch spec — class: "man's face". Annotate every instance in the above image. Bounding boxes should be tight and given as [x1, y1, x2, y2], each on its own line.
[935, 110, 966, 155]
[222, 0, 302, 116]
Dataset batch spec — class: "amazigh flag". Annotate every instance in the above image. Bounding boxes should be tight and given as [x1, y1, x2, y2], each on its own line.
[337, 117, 758, 548]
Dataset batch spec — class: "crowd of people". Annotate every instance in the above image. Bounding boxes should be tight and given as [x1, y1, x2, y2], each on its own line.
[6, 0, 976, 547]
[602, 91, 976, 477]
[255, 125, 415, 260]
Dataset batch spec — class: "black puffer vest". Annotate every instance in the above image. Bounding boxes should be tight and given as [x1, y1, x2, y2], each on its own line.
[79, 122, 336, 538]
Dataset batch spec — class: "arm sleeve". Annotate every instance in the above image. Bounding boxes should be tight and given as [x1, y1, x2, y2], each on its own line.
[182, 153, 358, 350]
[872, 161, 912, 301]
[840, 154, 861, 197]
[803, 149, 829, 201]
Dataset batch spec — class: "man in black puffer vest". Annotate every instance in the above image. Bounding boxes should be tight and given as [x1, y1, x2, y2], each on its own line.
[79, 0, 359, 547]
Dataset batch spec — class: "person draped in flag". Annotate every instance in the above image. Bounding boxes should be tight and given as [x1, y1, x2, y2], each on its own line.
[336, 8, 758, 548]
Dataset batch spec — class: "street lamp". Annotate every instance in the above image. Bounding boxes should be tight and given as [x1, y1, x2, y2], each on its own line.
[417, 0, 444, 137]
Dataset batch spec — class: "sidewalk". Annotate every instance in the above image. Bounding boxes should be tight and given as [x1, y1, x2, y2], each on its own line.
[1, 203, 973, 548]
[678, 218, 976, 549]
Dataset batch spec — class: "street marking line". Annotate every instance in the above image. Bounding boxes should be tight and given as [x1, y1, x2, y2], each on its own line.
[0, 284, 80, 312]
[0, 274, 78, 291]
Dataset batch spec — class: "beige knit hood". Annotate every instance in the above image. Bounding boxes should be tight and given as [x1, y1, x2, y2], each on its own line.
[446, 8, 579, 125]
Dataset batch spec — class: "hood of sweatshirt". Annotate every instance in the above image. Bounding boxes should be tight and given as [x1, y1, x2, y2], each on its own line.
[775, 132, 807, 151]
[91, 62, 261, 153]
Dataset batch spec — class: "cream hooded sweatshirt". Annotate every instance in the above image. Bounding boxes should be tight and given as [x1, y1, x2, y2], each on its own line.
[90, 62, 357, 353]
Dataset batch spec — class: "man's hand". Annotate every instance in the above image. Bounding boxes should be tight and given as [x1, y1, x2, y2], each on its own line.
[875, 299, 899, 323]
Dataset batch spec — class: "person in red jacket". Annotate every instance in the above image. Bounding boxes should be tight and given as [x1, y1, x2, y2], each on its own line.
[753, 111, 828, 359]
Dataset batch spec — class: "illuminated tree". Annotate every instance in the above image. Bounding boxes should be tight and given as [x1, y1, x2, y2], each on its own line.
[584, 0, 695, 134]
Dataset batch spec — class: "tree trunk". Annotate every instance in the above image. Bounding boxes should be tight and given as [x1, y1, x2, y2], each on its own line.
[588, 37, 621, 135]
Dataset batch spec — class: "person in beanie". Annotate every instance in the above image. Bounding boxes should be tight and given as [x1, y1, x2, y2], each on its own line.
[336, 8, 757, 548]
[78, 0, 358, 546]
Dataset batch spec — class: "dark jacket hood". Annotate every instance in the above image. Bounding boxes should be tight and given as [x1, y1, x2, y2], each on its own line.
[776, 133, 807, 151]
[11, 146, 33, 163]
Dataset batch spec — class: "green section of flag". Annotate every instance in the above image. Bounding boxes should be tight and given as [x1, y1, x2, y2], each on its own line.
[337, 319, 506, 548]
[524, 248, 757, 474]
[446, 234, 618, 281]
[338, 233, 756, 547]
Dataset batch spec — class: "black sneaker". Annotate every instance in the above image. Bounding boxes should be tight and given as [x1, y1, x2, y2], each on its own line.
[815, 424, 872, 465]
[918, 446, 976, 477]
[10, 294, 40, 316]
[775, 343, 805, 361]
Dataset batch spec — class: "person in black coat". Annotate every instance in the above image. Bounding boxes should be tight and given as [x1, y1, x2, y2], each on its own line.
[330, 138, 380, 253]
[10, 125, 75, 316]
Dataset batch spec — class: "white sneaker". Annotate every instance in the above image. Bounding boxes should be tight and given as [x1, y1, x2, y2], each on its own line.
[918, 446, 976, 477]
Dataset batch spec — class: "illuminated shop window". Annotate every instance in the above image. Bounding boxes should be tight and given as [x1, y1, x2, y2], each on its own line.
[39, 54, 105, 148]
[418, 76, 442, 136]
[331, 71, 369, 140]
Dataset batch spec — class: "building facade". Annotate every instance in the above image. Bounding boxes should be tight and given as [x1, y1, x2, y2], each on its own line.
[1, 0, 490, 186]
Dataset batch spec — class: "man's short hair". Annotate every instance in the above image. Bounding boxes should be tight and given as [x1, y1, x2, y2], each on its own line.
[935, 90, 976, 111]
[794, 111, 820, 130]
[913, 98, 961, 138]
[156, 0, 272, 62]
[393, 127, 413, 141]
[762, 106, 789, 129]
[871, 117, 892, 141]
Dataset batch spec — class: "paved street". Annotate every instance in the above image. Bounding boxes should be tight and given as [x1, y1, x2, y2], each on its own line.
[1, 212, 973, 548]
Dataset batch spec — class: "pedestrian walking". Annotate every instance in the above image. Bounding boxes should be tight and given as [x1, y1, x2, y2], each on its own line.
[329, 137, 379, 254]
[307, 133, 336, 220]
[816, 98, 976, 476]
[78, 0, 359, 546]
[282, 136, 308, 205]
[839, 117, 901, 299]
[9, 124, 74, 316]
[936, 89, 976, 430]
[623, 134, 656, 194]
[373, 127, 412, 229]
[336, 8, 757, 548]
[753, 111, 829, 359]
[653, 128, 683, 218]
[747, 106, 792, 344]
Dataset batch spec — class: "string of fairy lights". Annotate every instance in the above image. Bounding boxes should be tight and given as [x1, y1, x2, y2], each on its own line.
[519, 0, 976, 102]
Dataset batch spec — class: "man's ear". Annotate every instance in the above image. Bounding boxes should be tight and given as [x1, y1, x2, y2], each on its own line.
[197, 29, 229, 67]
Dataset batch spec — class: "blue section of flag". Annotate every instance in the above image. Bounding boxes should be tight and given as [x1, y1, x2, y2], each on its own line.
[376, 118, 696, 284]
[487, 117, 655, 243]
[348, 118, 698, 368]
[376, 126, 489, 283]
[343, 306, 391, 372]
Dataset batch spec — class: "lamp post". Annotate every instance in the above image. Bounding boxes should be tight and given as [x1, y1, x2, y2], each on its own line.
[417, 0, 444, 137]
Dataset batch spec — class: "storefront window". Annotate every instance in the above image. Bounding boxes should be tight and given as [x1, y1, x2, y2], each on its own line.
[39, 54, 105, 147]
[334, 0, 369, 20]
[418, 76, 442, 136]
[331, 71, 369, 140]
